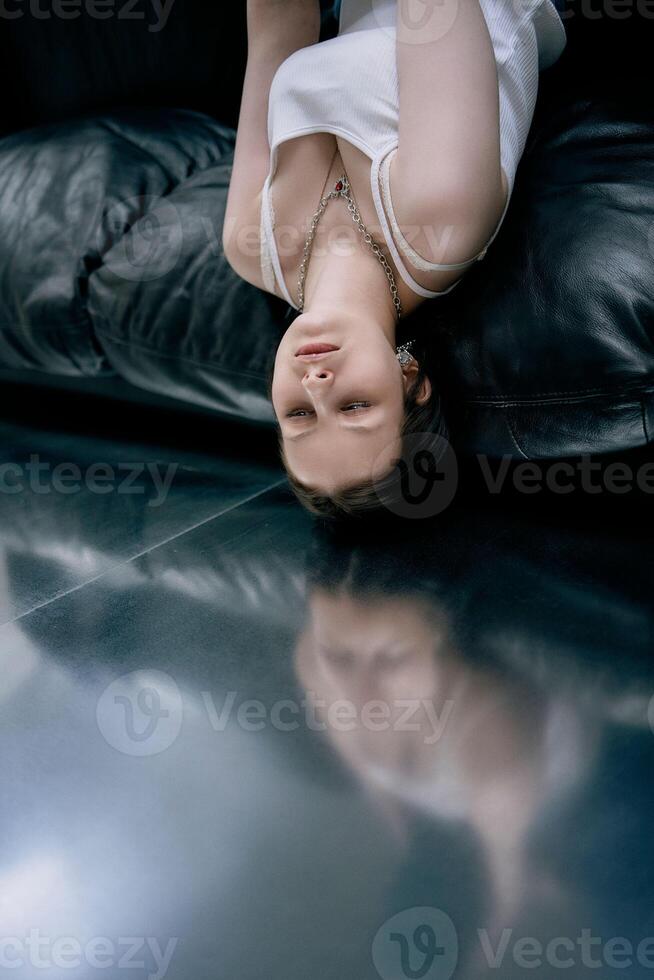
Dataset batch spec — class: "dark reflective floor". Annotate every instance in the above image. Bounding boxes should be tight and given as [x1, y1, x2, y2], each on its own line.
[1, 413, 654, 980]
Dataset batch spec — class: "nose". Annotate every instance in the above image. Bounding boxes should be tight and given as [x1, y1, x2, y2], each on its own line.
[302, 367, 334, 393]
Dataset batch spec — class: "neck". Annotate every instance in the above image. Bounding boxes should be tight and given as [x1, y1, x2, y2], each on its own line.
[302, 229, 398, 346]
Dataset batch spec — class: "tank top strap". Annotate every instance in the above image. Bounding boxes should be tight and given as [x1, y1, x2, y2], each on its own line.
[370, 143, 449, 300]
[260, 168, 299, 310]
[379, 146, 493, 272]
[259, 182, 278, 297]
[370, 143, 514, 300]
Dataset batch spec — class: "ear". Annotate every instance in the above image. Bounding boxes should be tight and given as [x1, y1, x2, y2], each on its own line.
[401, 361, 432, 405]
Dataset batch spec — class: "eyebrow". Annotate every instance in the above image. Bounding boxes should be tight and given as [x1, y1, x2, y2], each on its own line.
[284, 422, 384, 443]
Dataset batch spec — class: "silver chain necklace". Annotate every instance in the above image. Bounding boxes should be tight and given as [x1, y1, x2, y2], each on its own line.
[296, 173, 403, 320]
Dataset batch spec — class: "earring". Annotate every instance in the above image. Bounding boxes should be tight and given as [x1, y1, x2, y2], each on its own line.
[396, 340, 415, 366]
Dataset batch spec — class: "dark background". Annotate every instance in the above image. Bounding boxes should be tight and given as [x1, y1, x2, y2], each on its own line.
[1, 0, 652, 140]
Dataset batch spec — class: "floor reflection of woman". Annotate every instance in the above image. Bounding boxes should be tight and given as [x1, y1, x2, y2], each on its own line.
[293, 526, 654, 973]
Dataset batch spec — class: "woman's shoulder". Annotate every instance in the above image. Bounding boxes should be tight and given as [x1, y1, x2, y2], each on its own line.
[383, 151, 510, 282]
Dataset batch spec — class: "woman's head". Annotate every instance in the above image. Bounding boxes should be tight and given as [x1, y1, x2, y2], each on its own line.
[271, 308, 446, 517]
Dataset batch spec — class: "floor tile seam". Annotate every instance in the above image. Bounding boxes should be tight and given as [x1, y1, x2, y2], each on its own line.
[1, 477, 288, 628]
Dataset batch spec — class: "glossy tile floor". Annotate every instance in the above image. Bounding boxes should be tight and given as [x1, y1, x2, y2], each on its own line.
[1, 414, 654, 980]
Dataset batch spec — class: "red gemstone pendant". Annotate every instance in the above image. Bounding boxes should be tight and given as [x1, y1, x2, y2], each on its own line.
[335, 181, 343, 192]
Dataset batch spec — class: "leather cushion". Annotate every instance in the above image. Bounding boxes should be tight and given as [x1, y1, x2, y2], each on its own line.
[433, 89, 654, 456]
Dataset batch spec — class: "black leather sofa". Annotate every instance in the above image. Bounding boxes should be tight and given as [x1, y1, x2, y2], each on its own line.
[1, 0, 653, 459]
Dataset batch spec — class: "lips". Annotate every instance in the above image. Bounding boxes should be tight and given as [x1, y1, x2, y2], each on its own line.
[295, 343, 340, 357]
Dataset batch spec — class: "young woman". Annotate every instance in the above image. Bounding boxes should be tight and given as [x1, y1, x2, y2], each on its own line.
[223, 0, 567, 516]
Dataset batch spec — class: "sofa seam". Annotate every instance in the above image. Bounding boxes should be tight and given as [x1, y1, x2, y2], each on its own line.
[458, 385, 654, 407]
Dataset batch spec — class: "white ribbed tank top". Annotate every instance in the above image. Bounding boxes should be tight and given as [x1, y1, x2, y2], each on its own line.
[260, 0, 566, 308]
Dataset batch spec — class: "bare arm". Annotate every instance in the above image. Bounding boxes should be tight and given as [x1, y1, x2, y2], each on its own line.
[393, 0, 506, 264]
[222, 0, 321, 283]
